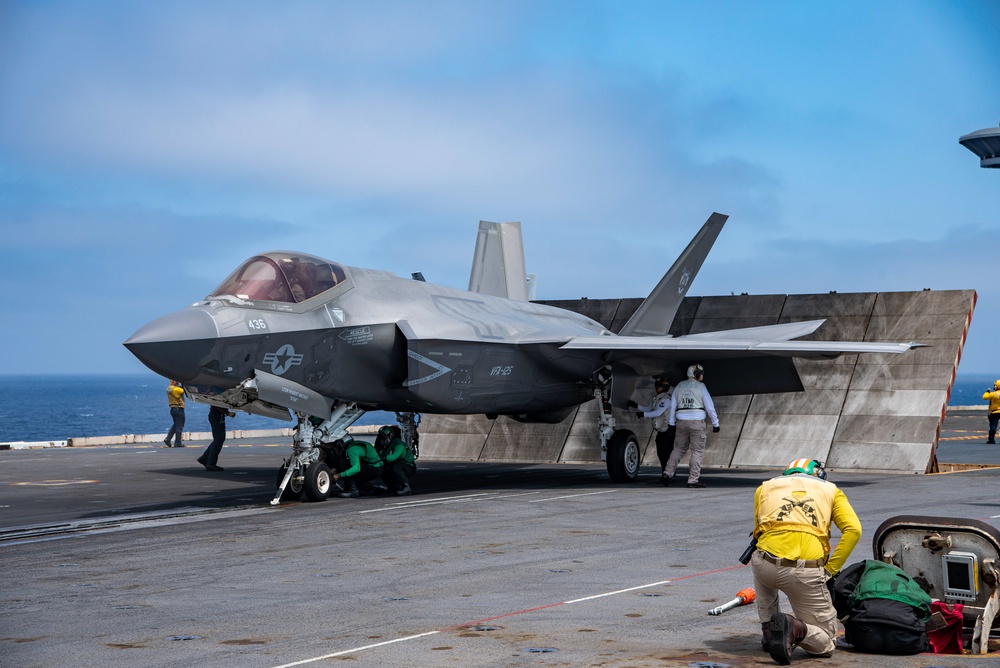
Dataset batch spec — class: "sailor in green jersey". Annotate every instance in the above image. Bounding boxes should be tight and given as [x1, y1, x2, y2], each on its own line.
[375, 425, 416, 496]
[329, 437, 387, 498]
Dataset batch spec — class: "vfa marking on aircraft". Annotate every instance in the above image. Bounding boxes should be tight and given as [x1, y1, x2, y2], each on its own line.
[124, 214, 921, 504]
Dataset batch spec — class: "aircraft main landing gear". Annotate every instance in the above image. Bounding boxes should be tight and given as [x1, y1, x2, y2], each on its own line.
[606, 429, 640, 482]
[594, 367, 639, 483]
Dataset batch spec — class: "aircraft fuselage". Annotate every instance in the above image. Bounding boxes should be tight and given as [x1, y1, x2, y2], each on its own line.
[126, 261, 608, 417]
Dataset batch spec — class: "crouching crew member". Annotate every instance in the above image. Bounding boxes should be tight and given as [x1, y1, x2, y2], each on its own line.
[752, 458, 861, 665]
[330, 437, 387, 498]
[375, 425, 416, 496]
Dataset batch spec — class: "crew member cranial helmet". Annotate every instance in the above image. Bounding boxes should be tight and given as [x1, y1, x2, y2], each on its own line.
[784, 458, 827, 480]
[994, 379, 1000, 390]
[687, 364, 704, 379]
[375, 425, 394, 449]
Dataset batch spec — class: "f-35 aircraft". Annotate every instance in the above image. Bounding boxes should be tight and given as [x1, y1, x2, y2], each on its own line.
[125, 213, 919, 503]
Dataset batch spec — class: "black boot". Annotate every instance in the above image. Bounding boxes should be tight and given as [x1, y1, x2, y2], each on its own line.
[768, 612, 807, 665]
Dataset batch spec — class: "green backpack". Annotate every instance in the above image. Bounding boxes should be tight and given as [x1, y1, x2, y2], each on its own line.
[849, 559, 932, 619]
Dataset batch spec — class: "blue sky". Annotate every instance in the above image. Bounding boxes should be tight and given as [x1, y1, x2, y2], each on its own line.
[1, 1, 998, 375]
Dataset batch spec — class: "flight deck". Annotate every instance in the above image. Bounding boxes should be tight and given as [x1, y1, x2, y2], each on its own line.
[1, 411, 998, 667]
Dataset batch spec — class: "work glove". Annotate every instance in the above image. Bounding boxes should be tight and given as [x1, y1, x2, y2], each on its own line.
[635, 412, 644, 419]
[712, 426, 720, 433]
[331, 472, 341, 481]
[627, 400, 638, 408]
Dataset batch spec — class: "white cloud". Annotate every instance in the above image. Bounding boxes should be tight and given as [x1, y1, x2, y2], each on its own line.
[0, 1, 999, 374]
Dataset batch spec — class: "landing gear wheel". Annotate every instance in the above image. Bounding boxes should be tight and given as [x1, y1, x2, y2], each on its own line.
[304, 462, 333, 502]
[606, 429, 640, 483]
[276, 464, 304, 501]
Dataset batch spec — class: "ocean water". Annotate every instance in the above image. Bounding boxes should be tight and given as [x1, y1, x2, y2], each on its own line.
[950, 373, 998, 407]
[0, 373, 393, 443]
[0, 372, 994, 443]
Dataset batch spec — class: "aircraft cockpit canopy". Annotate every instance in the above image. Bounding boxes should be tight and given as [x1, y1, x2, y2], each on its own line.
[209, 252, 348, 304]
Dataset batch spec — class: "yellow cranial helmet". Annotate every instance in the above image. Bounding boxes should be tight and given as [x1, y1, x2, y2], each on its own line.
[994, 380, 1000, 390]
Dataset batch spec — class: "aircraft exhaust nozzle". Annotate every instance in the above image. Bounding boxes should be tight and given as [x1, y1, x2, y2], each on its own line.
[124, 308, 220, 383]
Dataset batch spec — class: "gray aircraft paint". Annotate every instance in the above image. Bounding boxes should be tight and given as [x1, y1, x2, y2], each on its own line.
[124, 214, 920, 489]
[126, 213, 918, 420]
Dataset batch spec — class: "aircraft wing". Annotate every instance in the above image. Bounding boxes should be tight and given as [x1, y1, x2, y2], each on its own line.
[561, 334, 920, 358]
[561, 320, 922, 396]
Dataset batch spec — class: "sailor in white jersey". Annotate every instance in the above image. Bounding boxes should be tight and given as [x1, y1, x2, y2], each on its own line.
[662, 364, 719, 488]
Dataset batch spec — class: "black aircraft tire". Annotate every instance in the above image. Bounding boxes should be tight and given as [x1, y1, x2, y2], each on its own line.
[607, 429, 640, 483]
[304, 462, 333, 502]
[276, 464, 304, 501]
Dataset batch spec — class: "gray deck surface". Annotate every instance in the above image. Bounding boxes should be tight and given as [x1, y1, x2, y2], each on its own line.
[1, 409, 998, 667]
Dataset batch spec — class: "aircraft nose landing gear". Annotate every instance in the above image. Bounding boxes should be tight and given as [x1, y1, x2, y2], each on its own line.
[271, 402, 366, 505]
[275, 463, 305, 501]
[304, 462, 334, 501]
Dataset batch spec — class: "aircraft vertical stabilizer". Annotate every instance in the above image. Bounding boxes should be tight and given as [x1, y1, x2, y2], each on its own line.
[468, 221, 529, 301]
[619, 212, 728, 337]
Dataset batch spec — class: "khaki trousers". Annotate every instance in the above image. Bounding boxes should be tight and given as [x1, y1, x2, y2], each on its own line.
[662, 419, 706, 484]
[751, 550, 837, 655]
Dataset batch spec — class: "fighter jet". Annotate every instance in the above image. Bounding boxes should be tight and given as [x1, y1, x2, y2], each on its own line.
[125, 213, 920, 503]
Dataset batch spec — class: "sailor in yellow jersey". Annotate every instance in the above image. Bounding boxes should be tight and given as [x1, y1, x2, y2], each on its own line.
[751, 458, 861, 665]
[164, 379, 186, 448]
[982, 380, 1000, 444]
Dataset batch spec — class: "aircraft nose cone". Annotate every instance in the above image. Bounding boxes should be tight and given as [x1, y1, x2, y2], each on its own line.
[124, 307, 220, 383]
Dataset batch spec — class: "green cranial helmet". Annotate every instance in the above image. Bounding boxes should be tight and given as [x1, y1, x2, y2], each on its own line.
[783, 458, 827, 480]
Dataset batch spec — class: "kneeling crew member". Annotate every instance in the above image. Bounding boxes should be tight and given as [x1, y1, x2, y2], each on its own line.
[375, 425, 417, 496]
[330, 437, 386, 498]
[752, 458, 861, 665]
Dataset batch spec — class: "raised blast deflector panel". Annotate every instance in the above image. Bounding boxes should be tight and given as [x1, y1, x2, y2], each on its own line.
[828, 290, 976, 473]
[417, 289, 974, 474]
[728, 292, 877, 470]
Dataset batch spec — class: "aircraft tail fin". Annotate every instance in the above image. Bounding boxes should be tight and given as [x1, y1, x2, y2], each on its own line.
[468, 221, 531, 301]
[619, 212, 728, 337]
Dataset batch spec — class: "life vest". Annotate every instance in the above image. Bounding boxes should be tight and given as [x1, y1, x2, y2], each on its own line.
[673, 379, 705, 411]
[755, 474, 837, 554]
[167, 385, 185, 408]
[984, 389, 1000, 414]
[650, 391, 672, 432]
